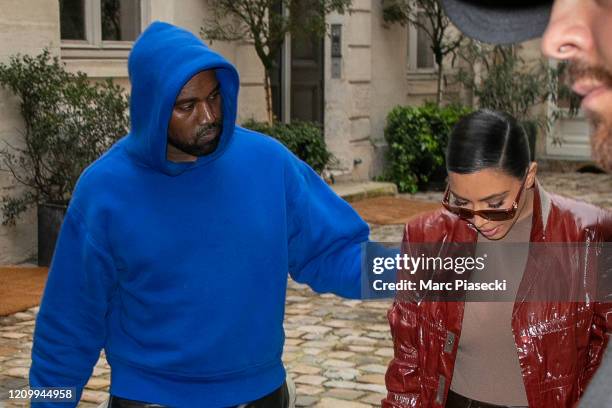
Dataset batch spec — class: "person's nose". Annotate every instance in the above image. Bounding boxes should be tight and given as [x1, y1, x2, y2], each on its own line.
[196, 100, 216, 125]
[541, 1, 595, 61]
[471, 214, 488, 230]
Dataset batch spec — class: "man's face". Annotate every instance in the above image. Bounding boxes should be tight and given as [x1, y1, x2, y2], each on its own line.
[541, 0, 612, 171]
[167, 70, 223, 160]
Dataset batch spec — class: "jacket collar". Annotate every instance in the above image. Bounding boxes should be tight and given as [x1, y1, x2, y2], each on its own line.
[514, 179, 552, 311]
[529, 180, 551, 243]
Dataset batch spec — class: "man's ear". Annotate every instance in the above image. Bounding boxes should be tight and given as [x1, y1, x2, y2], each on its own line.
[526, 161, 538, 189]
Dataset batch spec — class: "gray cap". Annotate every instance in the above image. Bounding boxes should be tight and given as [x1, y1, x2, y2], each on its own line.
[440, 0, 553, 45]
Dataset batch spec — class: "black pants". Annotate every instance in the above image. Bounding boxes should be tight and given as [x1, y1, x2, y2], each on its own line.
[108, 381, 289, 408]
[446, 389, 528, 408]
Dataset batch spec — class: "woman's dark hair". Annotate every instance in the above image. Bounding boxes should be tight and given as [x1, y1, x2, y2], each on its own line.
[446, 109, 531, 179]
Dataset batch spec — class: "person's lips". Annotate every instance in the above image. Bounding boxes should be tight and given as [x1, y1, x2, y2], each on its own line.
[479, 226, 500, 238]
[572, 80, 611, 113]
[196, 127, 220, 143]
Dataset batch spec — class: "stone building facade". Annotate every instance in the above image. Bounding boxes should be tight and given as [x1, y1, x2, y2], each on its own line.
[0, 0, 591, 263]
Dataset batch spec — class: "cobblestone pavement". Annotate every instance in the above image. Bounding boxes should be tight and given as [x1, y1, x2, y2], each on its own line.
[404, 171, 612, 210]
[538, 171, 612, 209]
[0, 171, 610, 408]
[0, 296, 395, 408]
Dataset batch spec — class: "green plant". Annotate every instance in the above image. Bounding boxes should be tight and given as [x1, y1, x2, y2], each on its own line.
[202, 0, 352, 123]
[455, 42, 580, 143]
[382, 103, 471, 193]
[242, 119, 334, 173]
[0, 50, 129, 225]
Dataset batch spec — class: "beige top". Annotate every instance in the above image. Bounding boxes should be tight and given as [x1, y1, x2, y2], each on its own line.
[450, 212, 532, 406]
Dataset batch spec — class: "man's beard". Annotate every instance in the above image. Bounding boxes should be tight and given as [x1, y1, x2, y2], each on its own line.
[168, 123, 223, 157]
[568, 61, 612, 171]
[590, 115, 612, 172]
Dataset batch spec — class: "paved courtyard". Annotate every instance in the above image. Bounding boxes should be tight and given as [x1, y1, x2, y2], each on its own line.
[406, 171, 612, 210]
[0, 171, 610, 408]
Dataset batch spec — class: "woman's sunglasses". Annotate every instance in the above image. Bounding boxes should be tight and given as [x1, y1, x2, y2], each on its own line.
[441, 171, 528, 222]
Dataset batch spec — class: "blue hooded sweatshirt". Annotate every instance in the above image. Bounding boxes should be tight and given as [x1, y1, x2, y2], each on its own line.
[29, 22, 369, 407]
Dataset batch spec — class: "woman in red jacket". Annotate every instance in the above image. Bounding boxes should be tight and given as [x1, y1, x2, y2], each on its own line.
[382, 110, 612, 408]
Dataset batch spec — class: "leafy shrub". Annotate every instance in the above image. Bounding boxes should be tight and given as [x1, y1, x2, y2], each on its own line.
[242, 119, 333, 174]
[455, 42, 579, 144]
[0, 50, 129, 225]
[383, 103, 471, 193]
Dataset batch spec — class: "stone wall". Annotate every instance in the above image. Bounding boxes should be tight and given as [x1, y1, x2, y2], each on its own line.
[325, 0, 412, 181]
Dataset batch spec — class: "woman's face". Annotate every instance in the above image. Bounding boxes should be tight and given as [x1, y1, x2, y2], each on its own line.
[447, 164, 537, 240]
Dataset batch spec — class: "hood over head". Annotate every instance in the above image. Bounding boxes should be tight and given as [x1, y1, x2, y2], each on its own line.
[124, 21, 240, 175]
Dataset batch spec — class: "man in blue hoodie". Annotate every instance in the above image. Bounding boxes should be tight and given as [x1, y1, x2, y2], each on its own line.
[29, 21, 369, 408]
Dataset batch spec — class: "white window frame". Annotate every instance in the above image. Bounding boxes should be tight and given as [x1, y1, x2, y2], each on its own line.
[407, 8, 437, 74]
[61, 0, 150, 59]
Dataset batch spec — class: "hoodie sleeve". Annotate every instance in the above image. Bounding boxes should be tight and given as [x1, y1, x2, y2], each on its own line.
[285, 154, 369, 299]
[29, 207, 117, 407]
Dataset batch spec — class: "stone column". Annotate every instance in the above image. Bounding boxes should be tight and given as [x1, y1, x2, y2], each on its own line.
[325, 0, 373, 181]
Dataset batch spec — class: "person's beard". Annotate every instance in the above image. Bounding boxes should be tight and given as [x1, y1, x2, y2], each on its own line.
[568, 61, 612, 171]
[589, 115, 612, 172]
[168, 122, 223, 157]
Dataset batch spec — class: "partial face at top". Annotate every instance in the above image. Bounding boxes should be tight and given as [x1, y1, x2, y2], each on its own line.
[447, 164, 537, 241]
[541, 0, 612, 171]
[167, 70, 223, 161]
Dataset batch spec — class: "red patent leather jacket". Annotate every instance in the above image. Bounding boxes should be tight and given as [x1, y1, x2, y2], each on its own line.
[383, 184, 612, 408]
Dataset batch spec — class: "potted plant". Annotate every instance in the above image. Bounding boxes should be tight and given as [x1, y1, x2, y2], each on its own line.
[0, 50, 128, 266]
